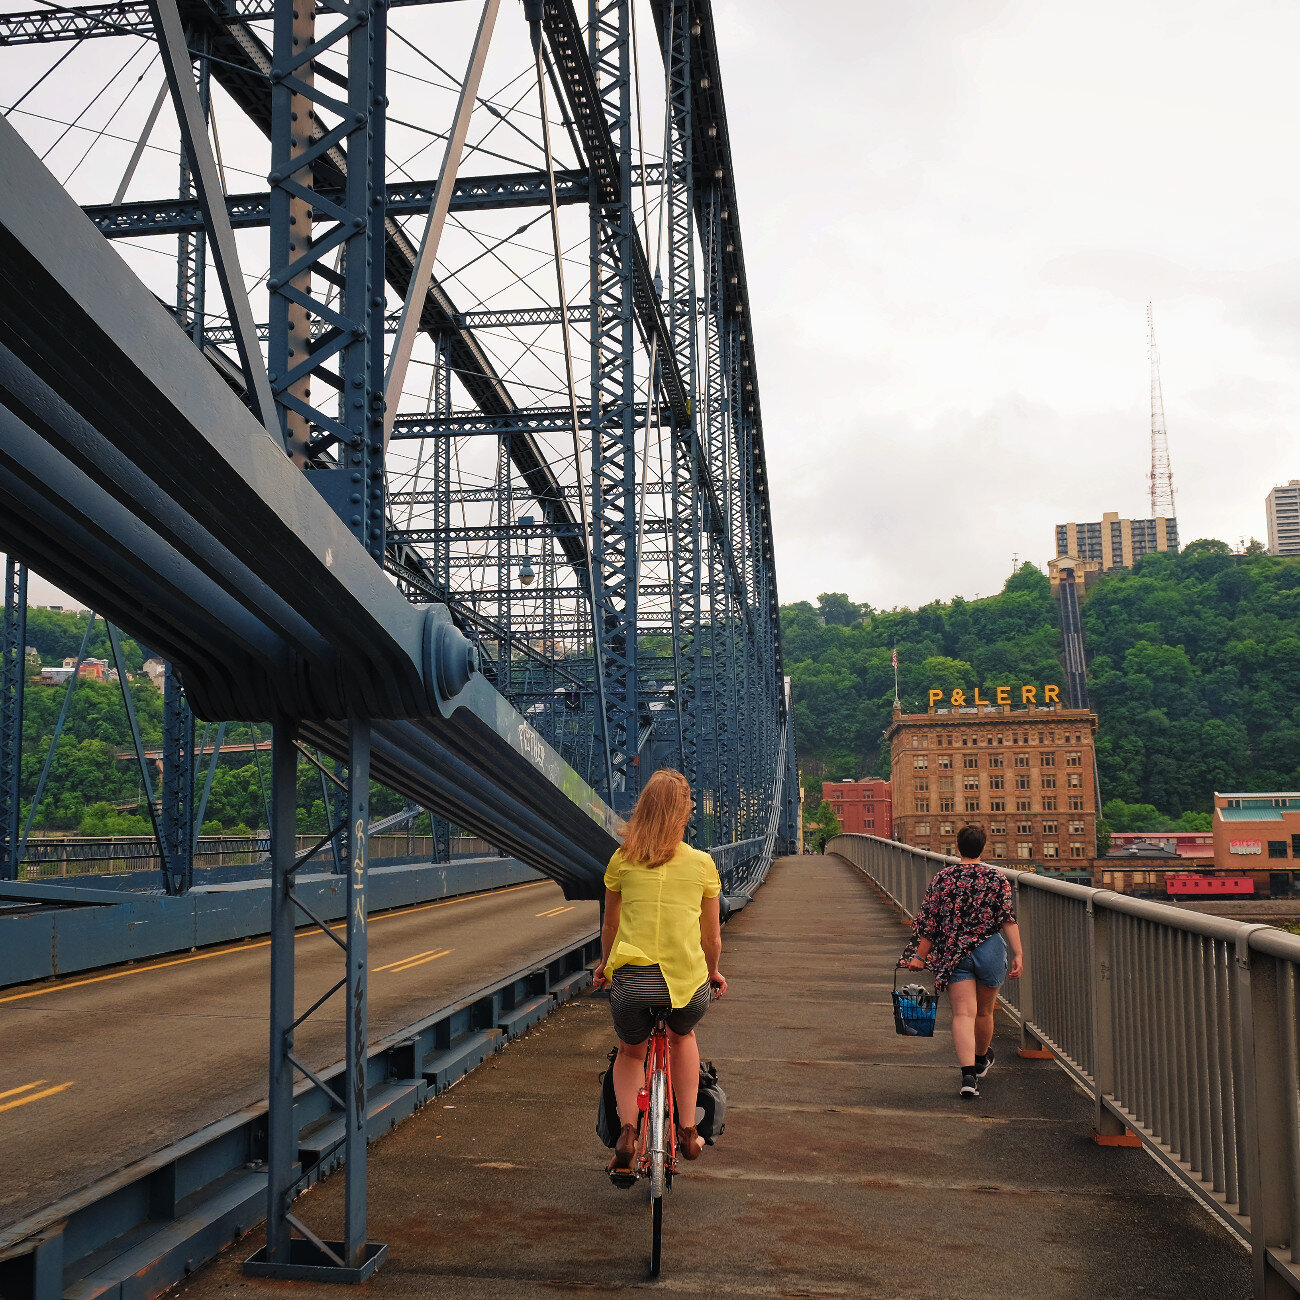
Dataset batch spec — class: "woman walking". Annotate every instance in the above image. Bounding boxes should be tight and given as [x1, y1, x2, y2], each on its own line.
[903, 824, 1023, 1098]
[593, 768, 727, 1177]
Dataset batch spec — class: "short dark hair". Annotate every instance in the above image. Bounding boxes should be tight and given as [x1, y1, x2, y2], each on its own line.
[956, 824, 987, 859]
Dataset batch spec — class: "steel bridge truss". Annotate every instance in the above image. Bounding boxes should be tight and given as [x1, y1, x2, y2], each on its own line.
[0, 0, 796, 1281]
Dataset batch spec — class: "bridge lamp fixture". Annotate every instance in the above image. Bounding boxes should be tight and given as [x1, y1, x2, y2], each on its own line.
[518, 515, 536, 586]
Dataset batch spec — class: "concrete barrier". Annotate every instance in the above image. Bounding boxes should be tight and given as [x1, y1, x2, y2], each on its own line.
[0, 857, 540, 987]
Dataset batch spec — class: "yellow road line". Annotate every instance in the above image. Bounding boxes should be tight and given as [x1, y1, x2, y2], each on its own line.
[375, 946, 447, 973]
[537, 905, 574, 918]
[0, 881, 550, 1007]
[0, 1081, 73, 1113]
[387, 948, 452, 974]
[0, 1081, 44, 1102]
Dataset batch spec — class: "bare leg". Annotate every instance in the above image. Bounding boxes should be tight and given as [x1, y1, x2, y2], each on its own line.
[974, 983, 999, 1057]
[668, 1028, 700, 1125]
[948, 980, 978, 1069]
[613, 1038, 647, 1128]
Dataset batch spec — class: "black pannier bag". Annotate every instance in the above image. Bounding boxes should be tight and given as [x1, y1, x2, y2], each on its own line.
[596, 1050, 727, 1148]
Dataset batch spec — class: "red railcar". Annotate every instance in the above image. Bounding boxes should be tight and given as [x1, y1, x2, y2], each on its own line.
[1165, 874, 1256, 899]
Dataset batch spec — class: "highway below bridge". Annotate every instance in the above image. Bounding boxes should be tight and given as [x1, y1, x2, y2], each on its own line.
[0, 880, 596, 1230]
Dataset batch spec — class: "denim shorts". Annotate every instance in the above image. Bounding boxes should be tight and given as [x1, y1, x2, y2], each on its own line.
[949, 933, 1009, 988]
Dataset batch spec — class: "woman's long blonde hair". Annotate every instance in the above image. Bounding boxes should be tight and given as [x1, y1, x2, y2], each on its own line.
[621, 768, 692, 868]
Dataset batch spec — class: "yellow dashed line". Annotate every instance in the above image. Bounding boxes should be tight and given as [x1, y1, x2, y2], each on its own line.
[386, 948, 452, 974]
[0, 1081, 73, 1113]
[537, 905, 574, 918]
[0, 1080, 44, 1102]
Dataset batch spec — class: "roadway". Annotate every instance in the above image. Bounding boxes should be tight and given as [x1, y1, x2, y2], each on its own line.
[0, 879, 597, 1230]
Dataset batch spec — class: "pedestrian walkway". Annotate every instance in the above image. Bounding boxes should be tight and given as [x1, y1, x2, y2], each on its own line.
[177, 854, 1251, 1297]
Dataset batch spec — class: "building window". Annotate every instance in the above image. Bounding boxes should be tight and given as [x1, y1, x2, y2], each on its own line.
[992, 841, 1007, 858]
[915, 821, 930, 836]
[1042, 821, 1058, 835]
[914, 755, 928, 769]
[1041, 775, 1056, 789]
[1068, 797, 1084, 812]
[990, 798, 1006, 812]
[1042, 797, 1057, 811]
[912, 735, 922, 748]
[914, 799, 930, 813]
[1016, 798, 1031, 812]
[915, 776, 930, 791]
[963, 775, 979, 791]
[1017, 821, 1032, 835]
[939, 798, 955, 813]
[989, 775, 1005, 791]
[1017, 844, 1033, 859]
[1268, 841, 1289, 859]
[1293, 835, 1300, 857]
[965, 799, 981, 813]
[1066, 752, 1082, 767]
[937, 755, 952, 769]
[1070, 844, 1086, 859]
[989, 755, 1004, 769]
[939, 775, 954, 792]
[1067, 773, 1082, 788]
[1044, 843, 1058, 858]
[964, 755, 979, 769]
[1040, 753, 1056, 768]
[990, 821, 1006, 835]
[1015, 754, 1030, 768]
[940, 821, 954, 835]
[1069, 820, 1084, 834]
[1015, 774, 1030, 791]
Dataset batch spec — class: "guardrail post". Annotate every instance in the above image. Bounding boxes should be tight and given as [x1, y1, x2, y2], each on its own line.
[1088, 898, 1137, 1145]
[1239, 933, 1296, 1298]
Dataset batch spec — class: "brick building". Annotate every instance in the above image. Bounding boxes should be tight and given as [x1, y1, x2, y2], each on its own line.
[1212, 792, 1300, 884]
[821, 779, 891, 838]
[886, 700, 1099, 863]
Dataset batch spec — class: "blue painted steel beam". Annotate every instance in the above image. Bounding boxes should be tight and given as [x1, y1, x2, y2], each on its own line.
[0, 116, 621, 897]
[83, 170, 592, 239]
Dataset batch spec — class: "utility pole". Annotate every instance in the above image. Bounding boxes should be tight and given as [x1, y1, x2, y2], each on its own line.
[1147, 304, 1175, 520]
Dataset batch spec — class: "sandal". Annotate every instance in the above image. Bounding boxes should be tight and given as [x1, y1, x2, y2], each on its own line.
[606, 1124, 637, 1180]
[676, 1123, 704, 1161]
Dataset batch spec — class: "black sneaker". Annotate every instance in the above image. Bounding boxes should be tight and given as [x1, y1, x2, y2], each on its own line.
[959, 1071, 979, 1099]
[975, 1048, 996, 1079]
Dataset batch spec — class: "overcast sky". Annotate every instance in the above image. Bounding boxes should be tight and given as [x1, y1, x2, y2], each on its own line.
[722, 0, 1300, 609]
[10, 0, 1300, 615]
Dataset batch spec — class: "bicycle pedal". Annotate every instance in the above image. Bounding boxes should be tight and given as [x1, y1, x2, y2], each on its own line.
[607, 1169, 638, 1190]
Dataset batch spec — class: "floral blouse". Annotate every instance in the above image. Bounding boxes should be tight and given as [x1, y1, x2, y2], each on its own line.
[900, 862, 1016, 990]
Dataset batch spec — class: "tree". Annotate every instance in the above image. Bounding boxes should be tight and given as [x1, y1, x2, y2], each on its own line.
[806, 800, 840, 853]
[817, 593, 867, 627]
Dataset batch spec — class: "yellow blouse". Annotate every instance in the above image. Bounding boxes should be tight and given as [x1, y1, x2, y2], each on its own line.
[603, 842, 722, 1008]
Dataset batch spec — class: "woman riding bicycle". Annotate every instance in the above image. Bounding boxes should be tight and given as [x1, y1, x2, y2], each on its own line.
[593, 768, 727, 1176]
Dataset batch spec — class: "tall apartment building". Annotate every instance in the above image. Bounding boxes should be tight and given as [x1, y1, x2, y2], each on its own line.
[1266, 480, 1300, 556]
[886, 701, 1099, 863]
[1054, 511, 1177, 572]
[821, 779, 892, 838]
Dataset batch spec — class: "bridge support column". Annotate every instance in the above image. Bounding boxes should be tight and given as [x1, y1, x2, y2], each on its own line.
[0, 557, 25, 880]
[246, 719, 387, 1283]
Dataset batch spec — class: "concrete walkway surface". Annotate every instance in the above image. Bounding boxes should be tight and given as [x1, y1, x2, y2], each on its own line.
[175, 854, 1252, 1298]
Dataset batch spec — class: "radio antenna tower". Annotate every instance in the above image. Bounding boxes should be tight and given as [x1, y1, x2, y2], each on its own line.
[1147, 303, 1176, 519]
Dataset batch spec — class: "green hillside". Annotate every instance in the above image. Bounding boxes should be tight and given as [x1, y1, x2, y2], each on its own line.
[782, 540, 1300, 823]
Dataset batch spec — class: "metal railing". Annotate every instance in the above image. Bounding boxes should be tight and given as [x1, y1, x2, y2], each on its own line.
[830, 833, 1300, 1299]
[15, 833, 496, 879]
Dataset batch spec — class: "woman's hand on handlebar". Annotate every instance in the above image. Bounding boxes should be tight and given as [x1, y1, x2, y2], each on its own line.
[709, 971, 727, 998]
[904, 956, 925, 972]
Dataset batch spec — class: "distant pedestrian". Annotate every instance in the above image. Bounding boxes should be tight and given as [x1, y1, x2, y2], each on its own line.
[901, 824, 1023, 1098]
